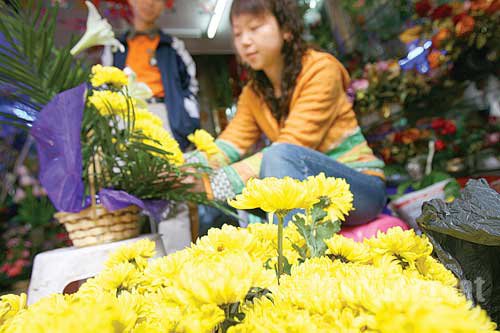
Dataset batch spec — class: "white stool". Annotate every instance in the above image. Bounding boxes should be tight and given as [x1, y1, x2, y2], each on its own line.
[158, 202, 193, 254]
[27, 234, 165, 305]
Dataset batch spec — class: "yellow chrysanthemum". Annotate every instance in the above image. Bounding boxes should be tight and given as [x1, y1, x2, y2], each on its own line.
[370, 279, 497, 333]
[246, 223, 305, 264]
[178, 251, 274, 305]
[228, 177, 311, 215]
[105, 239, 156, 270]
[176, 303, 226, 333]
[88, 91, 183, 165]
[88, 90, 135, 116]
[135, 119, 184, 165]
[135, 108, 164, 128]
[79, 262, 141, 296]
[2, 213, 497, 333]
[139, 249, 192, 292]
[365, 227, 433, 269]
[187, 129, 221, 156]
[412, 256, 458, 287]
[324, 234, 371, 264]
[228, 297, 335, 333]
[0, 293, 26, 325]
[90, 64, 128, 89]
[191, 224, 274, 264]
[304, 173, 354, 222]
[1, 293, 137, 333]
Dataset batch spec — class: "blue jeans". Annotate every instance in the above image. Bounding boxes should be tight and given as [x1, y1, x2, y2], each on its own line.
[199, 143, 386, 235]
[260, 143, 386, 226]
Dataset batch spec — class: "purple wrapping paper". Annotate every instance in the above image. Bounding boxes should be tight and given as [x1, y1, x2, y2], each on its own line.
[99, 189, 170, 222]
[398, 39, 432, 74]
[31, 84, 86, 213]
[30, 84, 170, 220]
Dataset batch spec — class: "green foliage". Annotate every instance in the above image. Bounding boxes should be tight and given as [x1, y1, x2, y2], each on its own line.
[0, 0, 89, 114]
[11, 190, 55, 229]
[390, 171, 461, 201]
[81, 96, 212, 205]
[292, 197, 341, 259]
[340, 0, 411, 62]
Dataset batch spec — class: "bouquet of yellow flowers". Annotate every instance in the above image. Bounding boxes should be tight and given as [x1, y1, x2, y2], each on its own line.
[0, 175, 497, 332]
[0, 2, 213, 246]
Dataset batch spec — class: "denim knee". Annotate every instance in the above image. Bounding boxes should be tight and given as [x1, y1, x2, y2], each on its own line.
[260, 143, 296, 178]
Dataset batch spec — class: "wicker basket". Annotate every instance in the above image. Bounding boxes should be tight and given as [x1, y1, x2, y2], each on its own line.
[55, 149, 141, 248]
[55, 205, 141, 248]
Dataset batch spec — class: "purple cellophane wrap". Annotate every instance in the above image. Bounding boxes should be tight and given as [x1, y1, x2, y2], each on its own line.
[31, 84, 170, 220]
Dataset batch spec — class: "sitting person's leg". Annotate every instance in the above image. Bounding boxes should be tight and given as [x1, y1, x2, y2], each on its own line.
[260, 143, 386, 225]
[198, 204, 240, 237]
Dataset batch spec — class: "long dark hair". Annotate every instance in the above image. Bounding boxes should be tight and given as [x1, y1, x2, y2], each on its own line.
[230, 0, 307, 121]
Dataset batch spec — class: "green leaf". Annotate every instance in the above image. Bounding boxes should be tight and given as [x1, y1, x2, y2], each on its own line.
[476, 34, 487, 49]
[0, 1, 90, 120]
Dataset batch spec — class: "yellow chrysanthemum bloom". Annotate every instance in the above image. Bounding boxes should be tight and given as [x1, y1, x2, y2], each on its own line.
[135, 108, 164, 128]
[90, 64, 128, 89]
[228, 177, 310, 215]
[412, 256, 458, 287]
[303, 173, 354, 222]
[78, 262, 141, 296]
[191, 224, 274, 264]
[324, 234, 371, 264]
[176, 303, 226, 333]
[228, 297, 336, 333]
[1, 293, 137, 333]
[88, 90, 135, 116]
[135, 119, 184, 165]
[365, 227, 433, 269]
[139, 249, 191, 293]
[370, 279, 497, 333]
[105, 239, 156, 271]
[178, 251, 274, 305]
[187, 129, 221, 157]
[245, 223, 305, 264]
[0, 293, 26, 325]
[139, 291, 224, 333]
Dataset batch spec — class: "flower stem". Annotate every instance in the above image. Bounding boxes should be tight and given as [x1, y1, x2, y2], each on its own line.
[277, 214, 284, 283]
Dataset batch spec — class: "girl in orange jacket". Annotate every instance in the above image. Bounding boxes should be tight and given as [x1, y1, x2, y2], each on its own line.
[188, 0, 386, 233]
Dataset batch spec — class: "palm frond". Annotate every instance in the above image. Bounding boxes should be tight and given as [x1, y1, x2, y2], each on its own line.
[0, 0, 90, 122]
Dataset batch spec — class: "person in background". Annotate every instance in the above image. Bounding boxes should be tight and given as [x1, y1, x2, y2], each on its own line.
[103, 0, 200, 151]
[186, 0, 387, 235]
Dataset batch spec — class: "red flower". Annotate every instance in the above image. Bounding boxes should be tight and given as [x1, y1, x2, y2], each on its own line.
[415, 0, 433, 17]
[396, 128, 422, 144]
[0, 263, 10, 273]
[431, 4, 453, 20]
[432, 28, 451, 48]
[486, 0, 500, 14]
[13, 259, 28, 268]
[431, 118, 456, 135]
[56, 232, 68, 241]
[428, 50, 443, 69]
[471, 0, 493, 11]
[453, 12, 467, 25]
[6, 265, 22, 278]
[441, 121, 457, 135]
[431, 118, 445, 130]
[455, 15, 476, 36]
[435, 140, 446, 151]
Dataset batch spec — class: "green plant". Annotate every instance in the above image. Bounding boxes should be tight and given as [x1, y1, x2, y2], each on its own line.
[0, 0, 89, 117]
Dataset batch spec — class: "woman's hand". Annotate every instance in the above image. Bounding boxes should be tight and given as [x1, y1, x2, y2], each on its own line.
[155, 166, 206, 193]
[180, 166, 206, 193]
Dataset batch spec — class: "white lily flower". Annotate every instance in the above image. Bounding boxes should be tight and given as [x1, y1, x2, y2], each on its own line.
[123, 67, 153, 108]
[70, 1, 125, 56]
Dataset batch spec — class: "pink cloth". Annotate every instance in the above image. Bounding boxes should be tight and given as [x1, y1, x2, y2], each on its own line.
[339, 215, 409, 242]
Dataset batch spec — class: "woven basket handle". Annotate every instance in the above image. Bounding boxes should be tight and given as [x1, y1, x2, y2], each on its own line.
[87, 146, 104, 220]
